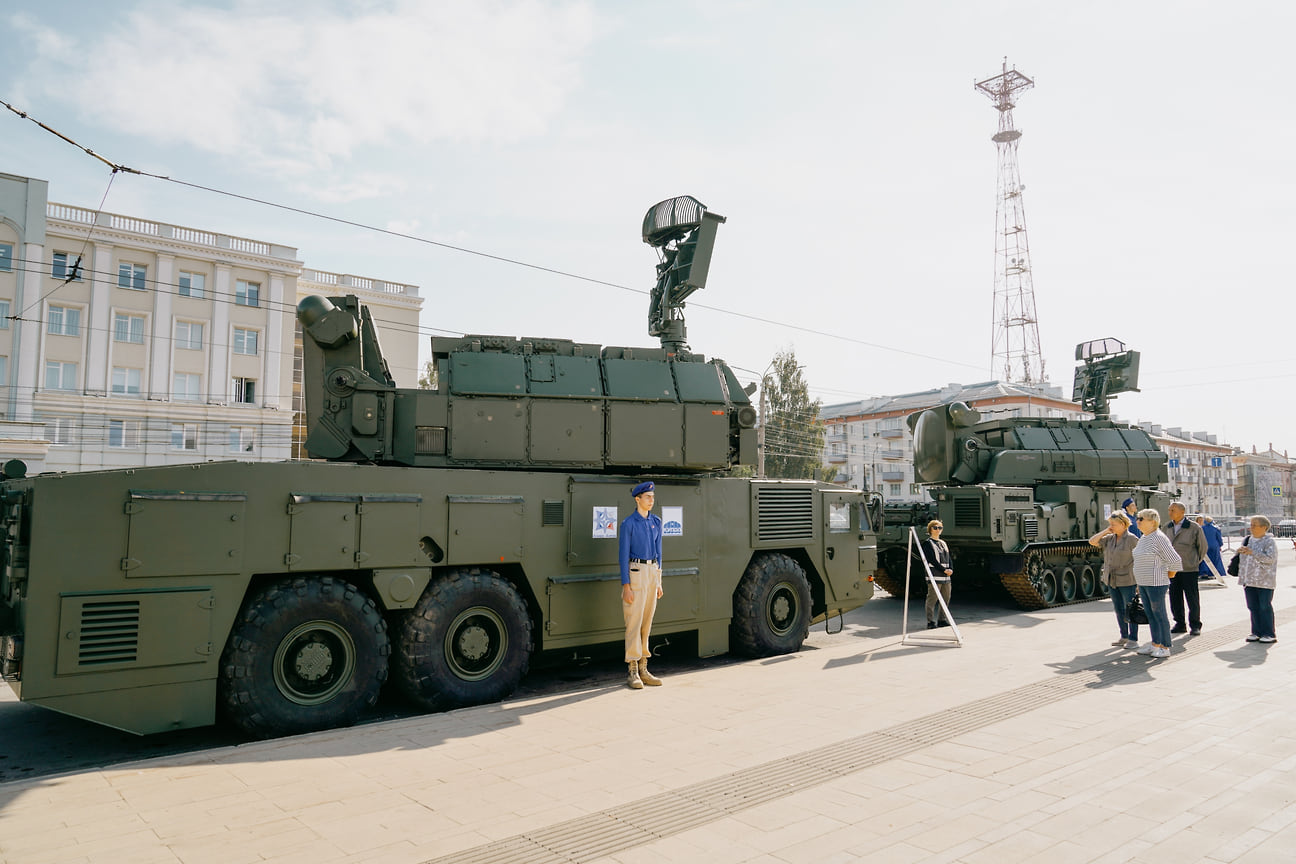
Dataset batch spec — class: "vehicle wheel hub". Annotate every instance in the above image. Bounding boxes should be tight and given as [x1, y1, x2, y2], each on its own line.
[294, 642, 333, 681]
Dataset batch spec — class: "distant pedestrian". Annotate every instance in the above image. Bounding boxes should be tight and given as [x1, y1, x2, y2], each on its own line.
[619, 481, 664, 689]
[919, 520, 953, 629]
[1132, 509, 1182, 659]
[1163, 503, 1208, 635]
[1089, 511, 1140, 649]
[1237, 515, 1278, 643]
[1122, 498, 1143, 537]
[1196, 515, 1226, 580]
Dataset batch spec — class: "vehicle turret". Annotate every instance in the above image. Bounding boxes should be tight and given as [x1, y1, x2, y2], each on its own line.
[297, 197, 758, 472]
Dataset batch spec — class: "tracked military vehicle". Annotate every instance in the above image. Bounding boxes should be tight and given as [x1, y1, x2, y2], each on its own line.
[0, 196, 880, 737]
[875, 339, 1170, 609]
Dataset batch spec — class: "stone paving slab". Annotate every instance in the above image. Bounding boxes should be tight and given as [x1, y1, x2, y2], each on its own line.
[0, 548, 1291, 863]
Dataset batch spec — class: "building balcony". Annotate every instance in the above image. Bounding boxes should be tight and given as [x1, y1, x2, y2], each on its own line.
[881, 471, 905, 482]
[881, 450, 905, 460]
[880, 429, 904, 439]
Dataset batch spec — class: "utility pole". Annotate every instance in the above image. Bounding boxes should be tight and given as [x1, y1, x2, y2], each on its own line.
[976, 57, 1045, 385]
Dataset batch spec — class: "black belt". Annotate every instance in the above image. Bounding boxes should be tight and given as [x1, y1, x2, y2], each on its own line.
[630, 558, 658, 565]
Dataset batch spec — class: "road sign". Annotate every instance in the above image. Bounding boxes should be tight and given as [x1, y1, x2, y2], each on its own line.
[1210, 457, 1223, 468]
[1169, 458, 1180, 468]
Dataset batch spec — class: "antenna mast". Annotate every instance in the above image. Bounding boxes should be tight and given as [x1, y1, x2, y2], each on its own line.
[976, 58, 1045, 385]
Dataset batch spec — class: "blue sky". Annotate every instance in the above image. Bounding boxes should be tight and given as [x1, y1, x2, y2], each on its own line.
[2, 0, 1293, 455]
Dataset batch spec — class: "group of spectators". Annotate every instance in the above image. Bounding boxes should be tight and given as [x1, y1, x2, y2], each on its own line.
[1089, 498, 1279, 657]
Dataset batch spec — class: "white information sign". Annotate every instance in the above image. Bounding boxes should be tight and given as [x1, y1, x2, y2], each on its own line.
[593, 506, 618, 538]
[662, 506, 683, 537]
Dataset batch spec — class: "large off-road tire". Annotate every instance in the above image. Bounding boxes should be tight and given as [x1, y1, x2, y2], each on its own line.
[219, 576, 390, 739]
[731, 553, 813, 657]
[393, 569, 533, 712]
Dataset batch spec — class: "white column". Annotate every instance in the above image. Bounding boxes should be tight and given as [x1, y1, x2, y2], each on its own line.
[210, 264, 231, 402]
[263, 273, 285, 409]
[84, 242, 114, 395]
[13, 242, 44, 421]
[151, 253, 174, 399]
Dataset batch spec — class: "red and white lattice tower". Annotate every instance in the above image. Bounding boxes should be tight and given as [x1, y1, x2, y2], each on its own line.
[976, 58, 1045, 384]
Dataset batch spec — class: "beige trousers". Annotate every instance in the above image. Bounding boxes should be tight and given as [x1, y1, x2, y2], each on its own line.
[623, 563, 661, 662]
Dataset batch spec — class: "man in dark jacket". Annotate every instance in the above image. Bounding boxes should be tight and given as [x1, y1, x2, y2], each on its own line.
[1163, 503, 1209, 634]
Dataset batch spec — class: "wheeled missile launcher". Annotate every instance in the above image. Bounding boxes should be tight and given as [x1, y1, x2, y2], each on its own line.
[0, 196, 879, 737]
[875, 340, 1170, 609]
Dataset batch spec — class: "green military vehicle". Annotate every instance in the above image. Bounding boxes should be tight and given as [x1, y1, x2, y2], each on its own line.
[0, 196, 880, 737]
[875, 340, 1170, 609]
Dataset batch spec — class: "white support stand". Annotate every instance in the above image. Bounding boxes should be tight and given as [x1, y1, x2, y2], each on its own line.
[1201, 556, 1227, 587]
[899, 526, 963, 647]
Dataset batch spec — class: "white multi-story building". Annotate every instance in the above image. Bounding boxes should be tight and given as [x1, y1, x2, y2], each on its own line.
[1143, 425, 1237, 519]
[0, 172, 422, 473]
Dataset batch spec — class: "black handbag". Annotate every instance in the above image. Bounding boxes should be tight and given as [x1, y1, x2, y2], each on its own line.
[1126, 594, 1149, 625]
[1227, 536, 1249, 577]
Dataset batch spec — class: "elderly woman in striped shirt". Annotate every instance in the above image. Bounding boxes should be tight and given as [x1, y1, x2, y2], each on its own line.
[1132, 508, 1182, 658]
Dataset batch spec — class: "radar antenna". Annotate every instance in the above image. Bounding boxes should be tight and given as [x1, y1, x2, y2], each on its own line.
[1071, 338, 1141, 419]
[642, 195, 726, 355]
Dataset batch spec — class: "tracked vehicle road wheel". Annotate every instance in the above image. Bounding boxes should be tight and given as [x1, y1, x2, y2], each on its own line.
[731, 553, 813, 657]
[1035, 568, 1059, 606]
[1079, 565, 1098, 599]
[1060, 567, 1078, 603]
[219, 576, 389, 738]
[394, 569, 533, 712]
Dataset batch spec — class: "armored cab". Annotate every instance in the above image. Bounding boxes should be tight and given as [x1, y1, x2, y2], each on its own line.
[876, 340, 1170, 609]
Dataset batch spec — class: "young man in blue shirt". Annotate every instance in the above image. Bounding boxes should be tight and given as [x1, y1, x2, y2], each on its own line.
[619, 481, 664, 689]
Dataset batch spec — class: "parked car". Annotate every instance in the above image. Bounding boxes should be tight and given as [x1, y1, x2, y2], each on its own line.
[1215, 519, 1250, 538]
[1276, 519, 1296, 538]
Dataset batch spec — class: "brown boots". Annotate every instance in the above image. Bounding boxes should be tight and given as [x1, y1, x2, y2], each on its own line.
[637, 658, 662, 686]
[627, 659, 662, 689]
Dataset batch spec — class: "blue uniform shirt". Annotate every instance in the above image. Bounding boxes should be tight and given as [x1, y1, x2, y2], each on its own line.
[618, 509, 663, 585]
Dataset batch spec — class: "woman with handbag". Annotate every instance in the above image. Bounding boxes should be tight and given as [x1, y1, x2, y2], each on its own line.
[1132, 509, 1182, 658]
[1237, 515, 1278, 643]
[1089, 511, 1140, 648]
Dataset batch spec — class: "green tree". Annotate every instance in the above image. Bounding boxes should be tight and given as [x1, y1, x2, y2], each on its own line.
[760, 349, 824, 479]
[418, 359, 438, 390]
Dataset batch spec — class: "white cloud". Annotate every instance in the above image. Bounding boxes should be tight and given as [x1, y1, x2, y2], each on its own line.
[16, 0, 596, 172]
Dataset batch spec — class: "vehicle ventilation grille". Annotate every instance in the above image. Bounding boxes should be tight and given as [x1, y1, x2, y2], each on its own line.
[416, 426, 447, 455]
[755, 487, 815, 542]
[78, 600, 140, 666]
[953, 498, 983, 528]
[541, 500, 564, 526]
[1021, 516, 1039, 540]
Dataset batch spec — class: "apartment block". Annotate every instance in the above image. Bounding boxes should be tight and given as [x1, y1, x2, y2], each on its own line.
[0, 172, 422, 473]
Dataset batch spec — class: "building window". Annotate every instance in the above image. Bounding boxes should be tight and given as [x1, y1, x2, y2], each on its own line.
[233, 328, 259, 356]
[229, 426, 256, 453]
[48, 305, 81, 336]
[233, 377, 256, 405]
[173, 373, 202, 401]
[171, 423, 199, 451]
[175, 320, 204, 350]
[118, 262, 147, 290]
[45, 361, 78, 391]
[0, 243, 12, 272]
[235, 280, 260, 307]
[114, 313, 146, 344]
[52, 251, 83, 281]
[108, 419, 141, 448]
[0, 356, 7, 385]
[111, 367, 142, 396]
[0, 300, 8, 329]
[178, 271, 205, 299]
[45, 416, 75, 445]
[889, 483, 901, 496]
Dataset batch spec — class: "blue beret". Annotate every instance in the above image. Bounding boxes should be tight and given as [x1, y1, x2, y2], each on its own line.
[631, 481, 654, 497]
[1121, 497, 1135, 509]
